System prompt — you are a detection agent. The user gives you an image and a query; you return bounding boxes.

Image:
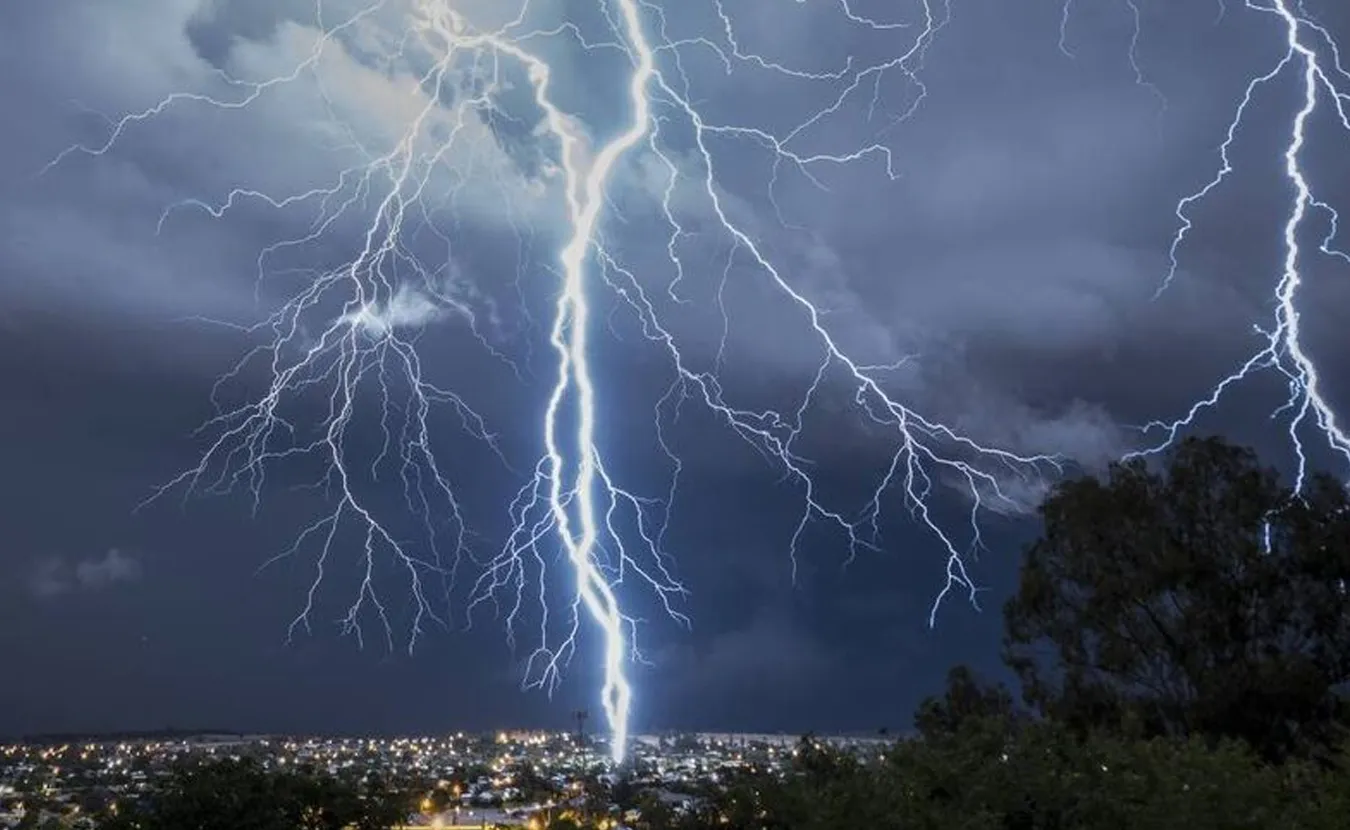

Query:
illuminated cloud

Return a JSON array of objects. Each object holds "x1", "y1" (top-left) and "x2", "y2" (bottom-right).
[
  {"x1": 29, "y1": 549, "x2": 143, "y2": 600},
  {"x1": 342, "y1": 285, "x2": 452, "y2": 335}
]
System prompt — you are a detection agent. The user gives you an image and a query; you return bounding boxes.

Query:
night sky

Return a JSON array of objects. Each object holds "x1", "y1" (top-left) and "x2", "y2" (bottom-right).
[{"x1": 2, "y1": 0, "x2": 1348, "y2": 740}]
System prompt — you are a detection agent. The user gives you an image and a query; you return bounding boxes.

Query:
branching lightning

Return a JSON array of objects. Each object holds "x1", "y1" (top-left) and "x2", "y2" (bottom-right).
[
  {"x1": 42, "y1": 0, "x2": 1350, "y2": 765},
  {"x1": 1125, "y1": 0, "x2": 1350, "y2": 489}
]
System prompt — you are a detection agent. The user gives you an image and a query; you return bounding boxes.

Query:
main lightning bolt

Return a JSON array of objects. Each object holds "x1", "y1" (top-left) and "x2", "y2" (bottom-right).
[
  {"x1": 465, "y1": 0, "x2": 1060, "y2": 762},
  {"x1": 40, "y1": 0, "x2": 1349, "y2": 766},
  {"x1": 470, "y1": 0, "x2": 659, "y2": 762}
]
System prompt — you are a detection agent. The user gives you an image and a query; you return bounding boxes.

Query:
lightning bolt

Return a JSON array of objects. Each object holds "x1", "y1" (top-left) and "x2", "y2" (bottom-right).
[
  {"x1": 464, "y1": 0, "x2": 1060, "y2": 762},
  {"x1": 1129, "y1": 0, "x2": 1350, "y2": 489},
  {"x1": 40, "y1": 0, "x2": 1347, "y2": 766}
]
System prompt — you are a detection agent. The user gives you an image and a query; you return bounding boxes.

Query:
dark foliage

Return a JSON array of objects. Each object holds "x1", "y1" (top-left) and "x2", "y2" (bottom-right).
[
  {"x1": 1003, "y1": 437, "x2": 1350, "y2": 761},
  {"x1": 702, "y1": 719, "x2": 1350, "y2": 830},
  {"x1": 96, "y1": 757, "x2": 409, "y2": 830},
  {"x1": 913, "y1": 665, "x2": 1018, "y2": 740}
]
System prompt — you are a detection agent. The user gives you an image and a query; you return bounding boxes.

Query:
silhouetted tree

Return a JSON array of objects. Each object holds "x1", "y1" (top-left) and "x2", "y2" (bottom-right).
[
  {"x1": 609, "y1": 774, "x2": 642, "y2": 814},
  {"x1": 1003, "y1": 436, "x2": 1350, "y2": 761},
  {"x1": 913, "y1": 664, "x2": 1018, "y2": 739},
  {"x1": 97, "y1": 757, "x2": 408, "y2": 830},
  {"x1": 509, "y1": 763, "x2": 558, "y2": 803},
  {"x1": 699, "y1": 724, "x2": 1350, "y2": 830},
  {"x1": 630, "y1": 792, "x2": 677, "y2": 830}
]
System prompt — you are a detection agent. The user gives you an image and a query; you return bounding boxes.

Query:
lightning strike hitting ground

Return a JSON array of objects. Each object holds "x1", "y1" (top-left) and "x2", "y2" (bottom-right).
[{"x1": 42, "y1": 0, "x2": 1350, "y2": 764}]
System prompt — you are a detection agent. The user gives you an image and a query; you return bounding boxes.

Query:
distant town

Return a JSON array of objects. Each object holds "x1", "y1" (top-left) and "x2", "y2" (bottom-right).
[{"x1": 0, "y1": 730, "x2": 888, "y2": 829}]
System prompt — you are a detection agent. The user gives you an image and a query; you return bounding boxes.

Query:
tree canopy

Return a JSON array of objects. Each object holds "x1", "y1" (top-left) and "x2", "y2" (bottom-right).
[
  {"x1": 96, "y1": 757, "x2": 408, "y2": 830},
  {"x1": 912, "y1": 665, "x2": 1017, "y2": 741},
  {"x1": 704, "y1": 720, "x2": 1349, "y2": 830},
  {"x1": 1002, "y1": 436, "x2": 1350, "y2": 761}
]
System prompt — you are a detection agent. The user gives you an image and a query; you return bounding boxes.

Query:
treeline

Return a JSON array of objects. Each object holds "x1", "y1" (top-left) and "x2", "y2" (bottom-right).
[
  {"x1": 695, "y1": 722, "x2": 1349, "y2": 829},
  {"x1": 89, "y1": 759, "x2": 407, "y2": 830}
]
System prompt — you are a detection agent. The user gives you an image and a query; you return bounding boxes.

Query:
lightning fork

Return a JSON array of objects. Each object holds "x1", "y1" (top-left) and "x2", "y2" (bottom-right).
[{"x1": 1133, "y1": 0, "x2": 1350, "y2": 488}]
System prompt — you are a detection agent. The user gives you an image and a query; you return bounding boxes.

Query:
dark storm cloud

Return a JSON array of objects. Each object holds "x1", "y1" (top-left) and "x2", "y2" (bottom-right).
[
  {"x1": 650, "y1": 611, "x2": 832, "y2": 727},
  {"x1": 185, "y1": 0, "x2": 301, "y2": 67},
  {"x1": 624, "y1": 0, "x2": 1350, "y2": 482},
  {"x1": 1, "y1": 0, "x2": 1348, "y2": 739}
]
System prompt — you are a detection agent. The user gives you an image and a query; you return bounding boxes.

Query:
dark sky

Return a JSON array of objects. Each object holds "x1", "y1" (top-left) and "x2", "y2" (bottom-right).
[{"x1": 2, "y1": 0, "x2": 1348, "y2": 740}]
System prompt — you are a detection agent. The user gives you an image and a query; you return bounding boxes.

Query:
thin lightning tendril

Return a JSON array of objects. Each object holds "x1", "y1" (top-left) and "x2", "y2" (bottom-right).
[{"x1": 41, "y1": 0, "x2": 1350, "y2": 764}]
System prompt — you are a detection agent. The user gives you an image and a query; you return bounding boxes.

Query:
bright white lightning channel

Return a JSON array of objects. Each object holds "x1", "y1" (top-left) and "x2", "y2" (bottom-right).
[
  {"x1": 1128, "y1": 0, "x2": 1350, "y2": 485},
  {"x1": 41, "y1": 0, "x2": 1349, "y2": 766}
]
